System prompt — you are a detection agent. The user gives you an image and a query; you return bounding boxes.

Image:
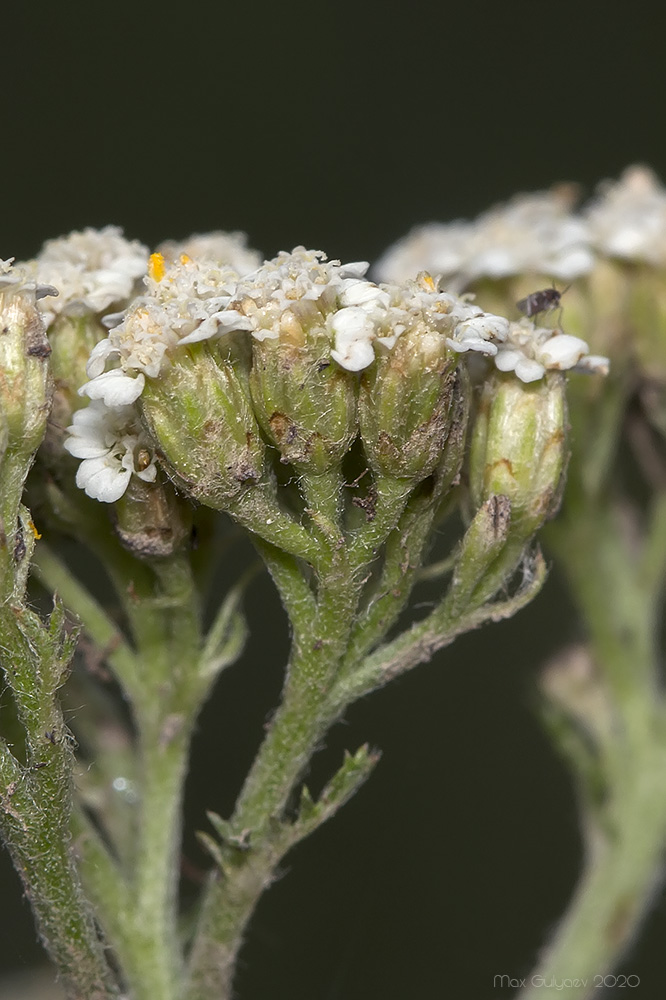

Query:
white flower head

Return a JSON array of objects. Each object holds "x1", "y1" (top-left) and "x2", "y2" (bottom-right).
[
  {"x1": 157, "y1": 231, "x2": 262, "y2": 276},
  {"x1": 28, "y1": 226, "x2": 149, "y2": 327},
  {"x1": 79, "y1": 252, "x2": 249, "y2": 405},
  {"x1": 585, "y1": 165, "x2": 666, "y2": 265},
  {"x1": 375, "y1": 186, "x2": 594, "y2": 289},
  {"x1": 64, "y1": 400, "x2": 157, "y2": 503},
  {"x1": 330, "y1": 272, "x2": 507, "y2": 370},
  {"x1": 229, "y1": 247, "x2": 372, "y2": 344},
  {"x1": 493, "y1": 321, "x2": 609, "y2": 383}
]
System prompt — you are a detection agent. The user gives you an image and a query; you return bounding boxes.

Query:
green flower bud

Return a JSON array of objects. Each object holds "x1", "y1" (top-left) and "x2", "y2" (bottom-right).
[
  {"x1": 41, "y1": 313, "x2": 107, "y2": 468},
  {"x1": 249, "y1": 319, "x2": 357, "y2": 473},
  {"x1": 0, "y1": 273, "x2": 53, "y2": 457},
  {"x1": 469, "y1": 372, "x2": 568, "y2": 539},
  {"x1": 140, "y1": 343, "x2": 266, "y2": 510},
  {"x1": 112, "y1": 473, "x2": 192, "y2": 559},
  {"x1": 358, "y1": 325, "x2": 460, "y2": 482}
]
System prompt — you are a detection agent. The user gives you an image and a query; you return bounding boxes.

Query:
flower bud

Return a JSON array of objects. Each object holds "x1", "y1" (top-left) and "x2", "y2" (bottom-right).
[
  {"x1": 0, "y1": 263, "x2": 53, "y2": 457},
  {"x1": 140, "y1": 343, "x2": 266, "y2": 509},
  {"x1": 358, "y1": 323, "x2": 460, "y2": 482},
  {"x1": 41, "y1": 313, "x2": 107, "y2": 468},
  {"x1": 249, "y1": 326, "x2": 357, "y2": 473},
  {"x1": 112, "y1": 474, "x2": 192, "y2": 559},
  {"x1": 469, "y1": 371, "x2": 568, "y2": 539}
]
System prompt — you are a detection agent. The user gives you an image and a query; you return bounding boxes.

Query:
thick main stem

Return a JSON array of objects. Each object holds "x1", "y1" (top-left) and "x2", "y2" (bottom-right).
[
  {"x1": 522, "y1": 502, "x2": 666, "y2": 999},
  {"x1": 520, "y1": 748, "x2": 666, "y2": 1000},
  {"x1": 116, "y1": 556, "x2": 202, "y2": 1000},
  {"x1": 123, "y1": 717, "x2": 192, "y2": 1000}
]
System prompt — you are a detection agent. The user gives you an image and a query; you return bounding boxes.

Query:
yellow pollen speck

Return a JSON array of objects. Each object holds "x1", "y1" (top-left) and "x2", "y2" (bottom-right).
[
  {"x1": 179, "y1": 254, "x2": 192, "y2": 265},
  {"x1": 149, "y1": 252, "x2": 166, "y2": 282},
  {"x1": 28, "y1": 520, "x2": 42, "y2": 540},
  {"x1": 420, "y1": 272, "x2": 436, "y2": 291}
]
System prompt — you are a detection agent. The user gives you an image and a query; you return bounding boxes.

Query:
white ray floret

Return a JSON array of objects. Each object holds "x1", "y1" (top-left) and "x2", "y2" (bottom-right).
[{"x1": 64, "y1": 400, "x2": 157, "y2": 503}]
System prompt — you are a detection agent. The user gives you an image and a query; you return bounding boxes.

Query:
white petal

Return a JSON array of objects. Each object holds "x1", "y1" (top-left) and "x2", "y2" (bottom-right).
[
  {"x1": 178, "y1": 310, "x2": 252, "y2": 345},
  {"x1": 136, "y1": 463, "x2": 158, "y2": 483},
  {"x1": 337, "y1": 261, "x2": 370, "y2": 278},
  {"x1": 538, "y1": 334, "x2": 589, "y2": 369},
  {"x1": 86, "y1": 338, "x2": 117, "y2": 378},
  {"x1": 494, "y1": 349, "x2": 523, "y2": 372},
  {"x1": 80, "y1": 370, "x2": 146, "y2": 405},
  {"x1": 573, "y1": 354, "x2": 610, "y2": 375},
  {"x1": 515, "y1": 358, "x2": 546, "y2": 382},
  {"x1": 76, "y1": 456, "x2": 132, "y2": 503},
  {"x1": 331, "y1": 340, "x2": 375, "y2": 371},
  {"x1": 331, "y1": 306, "x2": 376, "y2": 343},
  {"x1": 64, "y1": 435, "x2": 110, "y2": 459},
  {"x1": 446, "y1": 336, "x2": 498, "y2": 356},
  {"x1": 456, "y1": 314, "x2": 510, "y2": 343},
  {"x1": 339, "y1": 280, "x2": 390, "y2": 308}
]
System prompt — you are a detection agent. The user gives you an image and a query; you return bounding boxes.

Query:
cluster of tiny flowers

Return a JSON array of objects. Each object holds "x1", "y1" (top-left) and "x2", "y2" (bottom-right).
[
  {"x1": 375, "y1": 165, "x2": 666, "y2": 287},
  {"x1": 374, "y1": 186, "x2": 593, "y2": 290},
  {"x1": 584, "y1": 166, "x2": 666, "y2": 264},
  {"x1": 25, "y1": 226, "x2": 149, "y2": 327},
  {"x1": 157, "y1": 231, "x2": 262, "y2": 275},
  {"x1": 494, "y1": 323, "x2": 608, "y2": 382},
  {"x1": 80, "y1": 252, "x2": 248, "y2": 407},
  {"x1": 61, "y1": 244, "x2": 610, "y2": 503},
  {"x1": 61, "y1": 240, "x2": 264, "y2": 502}
]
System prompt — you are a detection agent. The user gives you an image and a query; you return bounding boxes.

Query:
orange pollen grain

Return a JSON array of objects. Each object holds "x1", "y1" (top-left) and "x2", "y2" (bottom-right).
[
  {"x1": 179, "y1": 254, "x2": 192, "y2": 265},
  {"x1": 149, "y1": 252, "x2": 166, "y2": 282},
  {"x1": 422, "y1": 273, "x2": 436, "y2": 291},
  {"x1": 28, "y1": 520, "x2": 42, "y2": 540}
]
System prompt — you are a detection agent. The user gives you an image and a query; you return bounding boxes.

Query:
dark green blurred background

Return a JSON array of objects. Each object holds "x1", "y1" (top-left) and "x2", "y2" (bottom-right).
[{"x1": 2, "y1": 2, "x2": 666, "y2": 997}]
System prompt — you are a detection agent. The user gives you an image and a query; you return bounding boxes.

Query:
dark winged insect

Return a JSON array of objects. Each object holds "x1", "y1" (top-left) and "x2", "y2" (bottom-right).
[{"x1": 516, "y1": 284, "x2": 570, "y2": 320}]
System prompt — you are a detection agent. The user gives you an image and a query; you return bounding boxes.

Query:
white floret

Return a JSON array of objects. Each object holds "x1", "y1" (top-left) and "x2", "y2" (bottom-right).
[{"x1": 64, "y1": 401, "x2": 157, "y2": 503}]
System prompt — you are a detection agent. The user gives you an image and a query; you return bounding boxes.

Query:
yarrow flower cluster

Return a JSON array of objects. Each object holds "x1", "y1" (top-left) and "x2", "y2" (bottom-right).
[
  {"x1": 26, "y1": 226, "x2": 149, "y2": 327},
  {"x1": 374, "y1": 186, "x2": 593, "y2": 290},
  {"x1": 57, "y1": 241, "x2": 607, "y2": 504},
  {"x1": 375, "y1": 165, "x2": 666, "y2": 288},
  {"x1": 584, "y1": 166, "x2": 666, "y2": 265},
  {"x1": 80, "y1": 252, "x2": 248, "y2": 407},
  {"x1": 157, "y1": 231, "x2": 262, "y2": 275}
]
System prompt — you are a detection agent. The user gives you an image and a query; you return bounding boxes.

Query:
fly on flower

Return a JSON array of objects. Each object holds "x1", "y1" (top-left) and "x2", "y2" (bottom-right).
[{"x1": 516, "y1": 284, "x2": 570, "y2": 320}]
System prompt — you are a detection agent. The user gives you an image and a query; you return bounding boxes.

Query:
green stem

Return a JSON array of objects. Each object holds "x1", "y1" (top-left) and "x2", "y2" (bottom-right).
[
  {"x1": 124, "y1": 718, "x2": 192, "y2": 1000},
  {"x1": 31, "y1": 543, "x2": 140, "y2": 701},
  {"x1": 227, "y1": 483, "x2": 320, "y2": 565},
  {"x1": 341, "y1": 484, "x2": 439, "y2": 668},
  {"x1": 348, "y1": 474, "x2": 414, "y2": 564},
  {"x1": 524, "y1": 497, "x2": 666, "y2": 998},
  {"x1": 186, "y1": 536, "x2": 359, "y2": 997},
  {"x1": 519, "y1": 722, "x2": 666, "y2": 1000},
  {"x1": 0, "y1": 760, "x2": 121, "y2": 1000},
  {"x1": 118, "y1": 556, "x2": 201, "y2": 1000}
]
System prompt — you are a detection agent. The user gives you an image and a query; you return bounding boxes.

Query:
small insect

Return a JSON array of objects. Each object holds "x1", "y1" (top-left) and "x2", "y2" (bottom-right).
[{"x1": 516, "y1": 284, "x2": 570, "y2": 320}]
